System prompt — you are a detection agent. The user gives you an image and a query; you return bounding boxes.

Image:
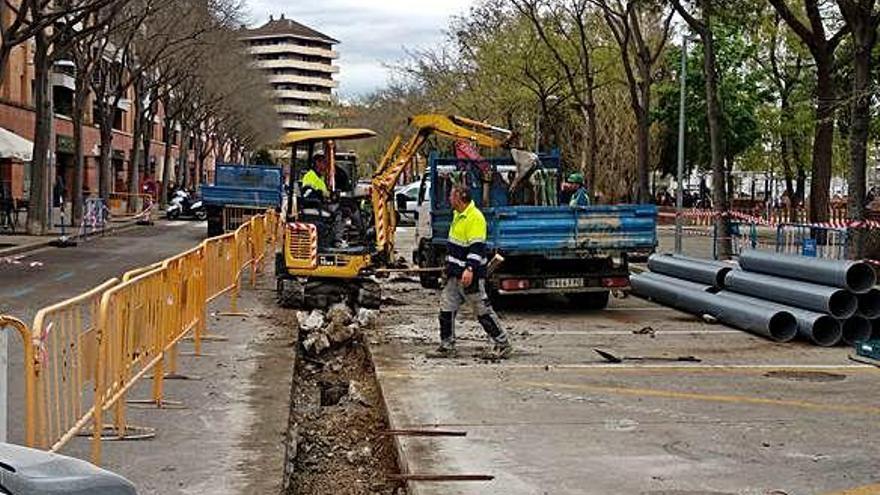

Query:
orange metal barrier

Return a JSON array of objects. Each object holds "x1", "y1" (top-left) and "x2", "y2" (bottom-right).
[
  {"x1": 0, "y1": 316, "x2": 36, "y2": 447},
  {"x1": 29, "y1": 279, "x2": 119, "y2": 453},
  {"x1": 1, "y1": 210, "x2": 279, "y2": 465}
]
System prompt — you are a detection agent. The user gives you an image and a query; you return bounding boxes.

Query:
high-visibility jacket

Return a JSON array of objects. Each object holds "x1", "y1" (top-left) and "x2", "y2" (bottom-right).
[
  {"x1": 302, "y1": 170, "x2": 328, "y2": 195},
  {"x1": 446, "y1": 200, "x2": 488, "y2": 279}
]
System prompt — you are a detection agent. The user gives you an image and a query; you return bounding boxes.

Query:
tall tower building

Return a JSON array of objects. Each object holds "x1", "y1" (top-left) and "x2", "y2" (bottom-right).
[{"x1": 240, "y1": 14, "x2": 339, "y2": 132}]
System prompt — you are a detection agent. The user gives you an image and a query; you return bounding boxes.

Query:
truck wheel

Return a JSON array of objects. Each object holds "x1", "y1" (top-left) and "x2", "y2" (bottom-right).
[
  {"x1": 569, "y1": 291, "x2": 610, "y2": 310},
  {"x1": 195, "y1": 209, "x2": 207, "y2": 221}
]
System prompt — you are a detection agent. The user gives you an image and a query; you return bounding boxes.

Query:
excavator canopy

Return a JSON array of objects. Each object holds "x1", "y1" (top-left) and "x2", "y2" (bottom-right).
[{"x1": 279, "y1": 128, "x2": 377, "y2": 145}]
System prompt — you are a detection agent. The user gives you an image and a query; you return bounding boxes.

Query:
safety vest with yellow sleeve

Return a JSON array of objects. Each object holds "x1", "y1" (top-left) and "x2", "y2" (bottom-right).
[
  {"x1": 302, "y1": 170, "x2": 328, "y2": 195},
  {"x1": 446, "y1": 201, "x2": 488, "y2": 279}
]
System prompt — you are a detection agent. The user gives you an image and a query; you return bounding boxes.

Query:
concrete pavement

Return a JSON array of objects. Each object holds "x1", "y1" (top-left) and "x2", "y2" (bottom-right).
[{"x1": 371, "y1": 231, "x2": 880, "y2": 495}]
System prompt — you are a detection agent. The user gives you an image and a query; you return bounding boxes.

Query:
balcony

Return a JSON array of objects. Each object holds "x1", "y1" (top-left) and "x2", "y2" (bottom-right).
[
  {"x1": 246, "y1": 43, "x2": 338, "y2": 59},
  {"x1": 280, "y1": 120, "x2": 323, "y2": 130},
  {"x1": 252, "y1": 59, "x2": 339, "y2": 73},
  {"x1": 273, "y1": 90, "x2": 332, "y2": 102},
  {"x1": 275, "y1": 104, "x2": 320, "y2": 114},
  {"x1": 266, "y1": 74, "x2": 338, "y2": 88}
]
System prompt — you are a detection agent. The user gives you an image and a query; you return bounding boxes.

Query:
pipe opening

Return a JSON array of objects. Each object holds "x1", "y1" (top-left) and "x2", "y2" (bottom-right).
[
  {"x1": 829, "y1": 291, "x2": 858, "y2": 319},
  {"x1": 768, "y1": 312, "x2": 798, "y2": 342},
  {"x1": 857, "y1": 289, "x2": 880, "y2": 319},
  {"x1": 846, "y1": 263, "x2": 877, "y2": 293},
  {"x1": 841, "y1": 316, "x2": 872, "y2": 346},
  {"x1": 714, "y1": 267, "x2": 732, "y2": 288},
  {"x1": 810, "y1": 316, "x2": 843, "y2": 347}
]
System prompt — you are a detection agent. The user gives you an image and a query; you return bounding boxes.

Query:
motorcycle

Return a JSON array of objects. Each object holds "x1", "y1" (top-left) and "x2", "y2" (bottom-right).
[{"x1": 166, "y1": 189, "x2": 207, "y2": 221}]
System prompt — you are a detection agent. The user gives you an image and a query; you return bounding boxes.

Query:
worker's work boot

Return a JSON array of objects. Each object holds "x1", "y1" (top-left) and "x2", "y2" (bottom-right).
[
  {"x1": 494, "y1": 342, "x2": 513, "y2": 360},
  {"x1": 426, "y1": 344, "x2": 458, "y2": 359}
]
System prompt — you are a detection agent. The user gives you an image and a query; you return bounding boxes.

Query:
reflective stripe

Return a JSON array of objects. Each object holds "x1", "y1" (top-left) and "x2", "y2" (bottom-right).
[
  {"x1": 467, "y1": 253, "x2": 487, "y2": 263},
  {"x1": 446, "y1": 256, "x2": 466, "y2": 267}
]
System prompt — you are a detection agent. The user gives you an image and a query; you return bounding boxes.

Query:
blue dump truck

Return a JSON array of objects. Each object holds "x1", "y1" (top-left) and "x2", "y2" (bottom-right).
[
  {"x1": 413, "y1": 151, "x2": 657, "y2": 309},
  {"x1": 202, "y1": 164, "x2": 283, "y2": 236}
]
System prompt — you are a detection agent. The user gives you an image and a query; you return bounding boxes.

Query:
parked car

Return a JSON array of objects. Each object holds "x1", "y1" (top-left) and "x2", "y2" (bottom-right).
[
  {"x1": 0, "y1": 442, "x2": 137, "y2": 494},
  {"x1": 395, "y1": 179, "x2": 430, "y2": 225}
]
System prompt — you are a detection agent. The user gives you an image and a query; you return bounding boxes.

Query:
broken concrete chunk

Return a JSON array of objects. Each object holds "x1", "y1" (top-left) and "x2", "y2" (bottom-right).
[
  {"x1": 356, "y1": 308, "x2": 378, "y2": 329},
  {"x1": 301, "y1": 310, "x2": 326, "y2": 333},
  {"x1": 345, "y1": 380, "x2": 372, "y2": 407},
  {"x1": 327, "y1": 303, "x2": 353, "y2": 326},
  {"x1": 302, "y1": 333, "x2": 330, "y2": 355},
  {"x1": 326, "y1": 323, "x2": 359, "y2": 346}
]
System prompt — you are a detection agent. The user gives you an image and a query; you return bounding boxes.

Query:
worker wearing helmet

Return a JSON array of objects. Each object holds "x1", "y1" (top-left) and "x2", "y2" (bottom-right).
[
  {"x1": 430, "y1": 184, "x2": 512, "y2": 359},
  {"x1": 566, "y1": 172, "x2": 591, "y2": 208}
]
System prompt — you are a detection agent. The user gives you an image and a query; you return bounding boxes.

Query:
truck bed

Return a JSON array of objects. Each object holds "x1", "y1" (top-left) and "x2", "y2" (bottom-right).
[
  {"x1": 201, "y1": 186, "x2": 281, "y2": 208},
  {"x1": 431, "y1": 204, "x2": 657, "y2": 256}
]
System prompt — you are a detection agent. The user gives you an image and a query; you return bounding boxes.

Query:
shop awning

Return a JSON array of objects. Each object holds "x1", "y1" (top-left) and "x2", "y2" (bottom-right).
[{"x1": 0, "y1": 127, "x2": 33, "y2": 161}]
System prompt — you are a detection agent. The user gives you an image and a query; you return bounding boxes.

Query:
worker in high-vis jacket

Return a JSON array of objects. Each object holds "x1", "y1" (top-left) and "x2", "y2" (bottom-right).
[
  {"x1": 301, "y1": 159, "x2": 329, "y2": 200},
  {"x1": 429, "y1": 185, "x2": 512, "y2": 359}
]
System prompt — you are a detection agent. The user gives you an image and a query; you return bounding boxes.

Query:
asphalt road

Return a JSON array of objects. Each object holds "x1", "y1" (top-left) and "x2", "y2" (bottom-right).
[{"x1": 0, "y1": 220, "x2": 208, "y2": 445}]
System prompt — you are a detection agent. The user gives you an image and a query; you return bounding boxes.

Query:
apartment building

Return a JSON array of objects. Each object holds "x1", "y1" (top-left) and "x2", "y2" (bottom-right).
[
  {"x1": 240, "y1": 14, "x2": 339, "y2": 132},
  {"x1": 0, "y1": 20, "x2": 197, "y2": 204}
]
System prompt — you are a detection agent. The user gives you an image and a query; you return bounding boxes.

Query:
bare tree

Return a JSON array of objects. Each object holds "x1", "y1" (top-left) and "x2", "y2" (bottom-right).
[
  {"x1": 590, "y1": 0, "x2": 673, "y2": 203},
  {"x1": 768, "y1": 0, "x2": 849, "y2": 224},
  {"x1": 515, "y1": 0, "x2": 603, "y2": 195}
]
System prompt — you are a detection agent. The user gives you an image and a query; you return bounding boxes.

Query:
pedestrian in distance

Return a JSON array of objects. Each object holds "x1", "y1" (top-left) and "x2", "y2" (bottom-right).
[
  {"x1": 565, "y1": 172, "x2": 590, "y2": 207},
  {"x1": 429, "y1": 185, "x2": 513, "y2": 359}
]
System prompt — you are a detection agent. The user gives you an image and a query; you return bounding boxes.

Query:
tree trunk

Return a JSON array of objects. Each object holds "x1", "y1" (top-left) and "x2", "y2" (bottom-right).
[
  {"x1": 161, "y1": 116, "x2": 174, "y2": 207},
  {"x1": 98, "y1": 110, "x2": 114, "y2": 201},
  {"x1": 584, "y1": 85, "x2": 598, "y2": 200},
  {"x1": 700, "y1": 0, "x2": 730, "y2": 259},
  {"x1": 635, "y1": 97, "x2": 651, "y2": 203},
  {"x1": 779, "y1": 94, "x2": 795, "y2": 199},
  {"x1": 810, "y1": 61, "x2": 835, "y2": 224},
  {"x1": 72, "y1": 74, "x2": 89, "y2": 224},
  {"x1": 128, "y1": 83, "x2": 144, "y2": 213},
  {"x1": 845, "y1": 12, "x2": 877, "y2": 259},
  {"x1": 26, "y1": 32, "x2": 53, "y2": 235},
  {"x1": 178, "y1": 129, "x2": 190, "y2": 190}
]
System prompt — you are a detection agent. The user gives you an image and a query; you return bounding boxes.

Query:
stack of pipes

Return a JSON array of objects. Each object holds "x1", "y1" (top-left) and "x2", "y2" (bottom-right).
[{"x1": 632, "y1": 251, "x2": 879, "y2": 347}]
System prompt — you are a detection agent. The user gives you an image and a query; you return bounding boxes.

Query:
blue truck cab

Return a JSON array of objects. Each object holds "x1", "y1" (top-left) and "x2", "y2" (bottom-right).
[
  {"x1": 413, "y1": 151, "x2": 657, "y2": 308},
  {"x1": 202, "y1": 164, "x2": 283, "y2": 236}
]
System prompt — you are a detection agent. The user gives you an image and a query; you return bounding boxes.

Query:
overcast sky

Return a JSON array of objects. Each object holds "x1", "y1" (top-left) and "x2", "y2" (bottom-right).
[{"x1": 245, "y1": 1, "x2": 473, "y2": 99}]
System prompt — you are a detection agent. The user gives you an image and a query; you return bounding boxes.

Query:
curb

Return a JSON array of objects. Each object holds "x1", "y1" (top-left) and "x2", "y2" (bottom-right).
[{"x1": 0, "y1": 220, "x2": 145, "y2": 258}]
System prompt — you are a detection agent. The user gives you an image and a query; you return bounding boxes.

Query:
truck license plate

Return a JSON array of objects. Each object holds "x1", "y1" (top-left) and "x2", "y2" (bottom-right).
[{"x1": 545, "y1": 278, "x2": 584, "y2": 289}]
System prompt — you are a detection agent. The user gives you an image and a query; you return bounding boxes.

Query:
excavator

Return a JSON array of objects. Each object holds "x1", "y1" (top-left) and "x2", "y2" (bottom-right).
[{"x1": 275, "y1": 114, "x2": 514, "y2": 309}]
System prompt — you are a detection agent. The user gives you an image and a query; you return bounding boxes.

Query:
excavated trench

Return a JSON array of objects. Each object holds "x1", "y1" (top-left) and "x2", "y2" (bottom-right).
[{"x1": 281, "y1": 311, "x2": 405, "y2": 495}]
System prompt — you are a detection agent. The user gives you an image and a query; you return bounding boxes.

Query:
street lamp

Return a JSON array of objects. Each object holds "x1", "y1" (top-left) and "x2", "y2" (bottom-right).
[{"x1": 675, "y1": 35, "x2": 694, "y2": 254}]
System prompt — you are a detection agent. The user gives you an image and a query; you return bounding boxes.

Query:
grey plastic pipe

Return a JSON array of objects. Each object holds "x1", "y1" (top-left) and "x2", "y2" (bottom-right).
[
  {"x1": 647, "y1": 254, "x2": 733, "y2": 287},
  {"x1": 840, "y1": 316, "x2": 872, "y2": 345},
  {"x1": 724, "y1": 270, "x2": 858, "y2": 319},
  {"x1": 739, "y1": 250, "x2": 876, "y2": 293},
  {"x1": 857, "y1": 288, "x2": 880, "y2": 319},
  {"x1": 632, "y1": 273, "x2": 798, "y2": 342},
  {"x1": 718, "y1": 291, "x2": 842, "y2": 347}
]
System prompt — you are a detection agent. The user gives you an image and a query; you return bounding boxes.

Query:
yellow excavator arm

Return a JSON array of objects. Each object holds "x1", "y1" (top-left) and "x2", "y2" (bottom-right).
[{"x1": 370, "y1": 114, "x2": 513, "y2": 262}]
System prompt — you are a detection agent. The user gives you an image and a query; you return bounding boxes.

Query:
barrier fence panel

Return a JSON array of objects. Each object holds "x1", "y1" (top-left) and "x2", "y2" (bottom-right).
[
  {"x1": 0, "y1": 316, "x2": 36, "y2": 447},
  {"x1": 161, "y1": 246, "x2": 206, "y2": 357},
  {"x1": 203, "y1": 233, "x2": 238, "y2": 307},
  {"x1": 29, "y1": 279, "x2": 119, "y2": 453},
  {"x1": 93, "y1": 268, "x2": 169, "y2": 463},
  {"x1": 776, "y1": 223, "x2": 848, "y2": 260},
  {"x1": 0, "y1": 209, "x2": 280, "y2": 465}
]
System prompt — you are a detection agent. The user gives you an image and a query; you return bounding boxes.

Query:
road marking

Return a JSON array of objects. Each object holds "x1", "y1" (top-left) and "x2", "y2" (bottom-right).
[
  {"x1": 514, "y1": 380, "x2": 880, "y2": 416},
  {"x1": 379, "y1": 363, "x2": 877, "y2": 376},
  {"x1": 54, "y1": 271, "x2": 74, "y2": 281},
  {"x1": 164, "y1": 221, "x2": 188, "y2": 227}
]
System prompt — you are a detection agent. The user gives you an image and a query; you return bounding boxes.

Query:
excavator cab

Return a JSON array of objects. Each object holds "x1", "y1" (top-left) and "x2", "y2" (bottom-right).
[{"x1": 276, "y1": 128, "x2": 381, "y2": 309}]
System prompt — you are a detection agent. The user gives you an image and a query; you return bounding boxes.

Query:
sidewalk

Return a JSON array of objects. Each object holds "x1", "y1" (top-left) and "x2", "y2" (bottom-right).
[
  {"x1": 60, "y1": 275, "x2": 296, "y2": 494},
  {"x1": 370, "y1": 278, "x2": 880, "y2": 495}
]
